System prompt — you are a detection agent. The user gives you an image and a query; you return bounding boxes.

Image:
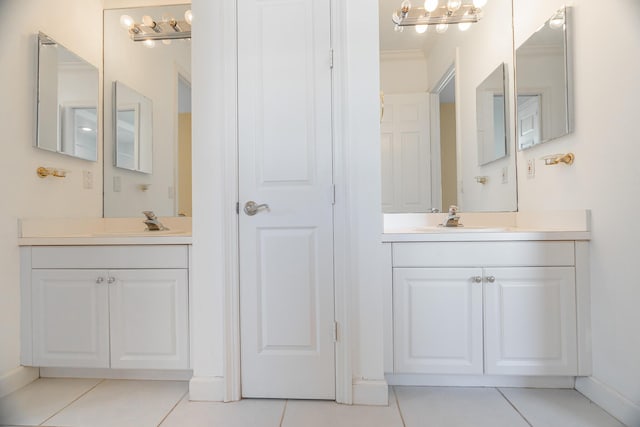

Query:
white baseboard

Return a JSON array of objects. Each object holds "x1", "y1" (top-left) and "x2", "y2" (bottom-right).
[
  {"x1": 40, "y1": 367, "x2": 192, "y2": 381},
  {"x1": 189, "y1": 376, "x2": 226, "y2": 402},
  {"x1": 576, "y1": 377, "x2": 640, "y2": 427},
  {"x1": 386, "y1": 374, "x2": 575, "y2": 388},
  {"x1": 0, "y1": 366, "x2": 39, "y2": 398},
  {"x1": 352, "y1": 379, "x2": 389, "y2": 406}
]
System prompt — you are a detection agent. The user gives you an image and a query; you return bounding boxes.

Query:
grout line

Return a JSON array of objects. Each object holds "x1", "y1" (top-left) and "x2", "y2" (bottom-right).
[
  {"x1": 157, "y1": 389, "x2": 189, "y2": 426},
  {"x1": 38, "y1": 378, "x2": 106, "y2": 426},
  {"x1": 278, "y1": 400, "x2": 289, "y2": 427},
  {"x1": 496, "y1": 388, "x2": 533, "y2": 427},
  {"x1": 392, "y1": 387, "x2": 408, "y2": 427}
]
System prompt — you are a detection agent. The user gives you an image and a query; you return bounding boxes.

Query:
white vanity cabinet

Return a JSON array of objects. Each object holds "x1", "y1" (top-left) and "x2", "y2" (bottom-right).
[
  {"x1": 22, "y1": 245, "x2": 189, "y2": 371},
  {"x1": 390, "y1": 241, "x2": 585, "y2": 378}
]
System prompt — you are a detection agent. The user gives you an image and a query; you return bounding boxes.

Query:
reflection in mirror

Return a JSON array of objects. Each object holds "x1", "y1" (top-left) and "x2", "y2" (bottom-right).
[
  {"x1": 104, "y1": 5, "x2": 191, "y2": 217},
  {"x1": 114, "y1": 81, "x2": 153, "y2": 174},
  {"x1": 516, "y1": 7, "x2": 572, "y2": 150},
  {"x1": 476, "y1": 63, "x2": 508, "y2": 166},
  {"x1": 36, "y1": 32, "x2": 98, "y2": 161},
  {"x1": 379, "y1": 0, "x2": 517, "y2": 213}
]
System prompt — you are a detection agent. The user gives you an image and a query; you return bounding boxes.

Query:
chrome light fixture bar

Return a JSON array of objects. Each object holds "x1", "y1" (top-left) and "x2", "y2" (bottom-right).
[
  {"x1": 120, "y1": 10, "x2": 192, "y2": 43},
  {"x1": 392, "y1": 0, "x2": 486, "y2": 31}
]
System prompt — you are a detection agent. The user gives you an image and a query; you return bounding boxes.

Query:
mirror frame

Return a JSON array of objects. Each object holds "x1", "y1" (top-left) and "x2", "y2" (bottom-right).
[
  {"x1": 515, "y1": 6, "x2": 573, "y2": 151},
  {"x1": 36, "y1": 32, "x2": 99, "y2": 162}
]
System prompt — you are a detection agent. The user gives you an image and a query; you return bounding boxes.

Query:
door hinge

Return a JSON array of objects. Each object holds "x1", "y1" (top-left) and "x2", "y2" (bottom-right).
[
  {"x1": 329, "y1": 49, "x2": 334, "y2": 69},
  {"x1": 333, "y1": 321, "x2": 339, "y2": 342},
  {"x1": 236, "y1": 202, "x2": 240, "y2": 215}
]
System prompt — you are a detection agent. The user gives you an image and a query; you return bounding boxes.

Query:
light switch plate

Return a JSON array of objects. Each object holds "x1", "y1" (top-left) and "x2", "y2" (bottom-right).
[
  {"x1": 527, "y1": 159, "x2": 535, "y2": 179},
  {"x1": 113, "y1": 176, "x2": 122, "y2": 192},
  {"x1": 82, "y1": 170, "x2": 93, "y2": 189}
]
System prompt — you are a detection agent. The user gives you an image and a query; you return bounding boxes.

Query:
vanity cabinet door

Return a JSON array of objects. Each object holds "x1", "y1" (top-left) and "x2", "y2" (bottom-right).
[
  {"x1": 31, "y1": 269, "x2": 110, "y2": 368},
  {"x1": 484, "y1": 267, "x2": 577, "y2": 375},
  {"x1": 109, "y1": 269, "x2": 189, "y2": 370},
  {"x1": 393, "y1": 268, "x2": 484, "y2": 374}
]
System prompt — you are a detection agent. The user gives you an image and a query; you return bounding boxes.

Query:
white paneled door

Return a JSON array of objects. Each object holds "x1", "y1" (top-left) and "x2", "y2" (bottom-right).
[
  {"x1": 238, "y1": 0, "x2": 335, "y2": 399},
  {"x1": 381, "y1": 93, "x2": 431, "y2": 213}
]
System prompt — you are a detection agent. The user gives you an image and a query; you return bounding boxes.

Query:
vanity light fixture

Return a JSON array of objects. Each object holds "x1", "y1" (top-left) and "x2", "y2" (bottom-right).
[
  {"x1": 392, "y1": 0, "x2": 487, "y2": 34},
  {"x1": 119, "y1": 10, "x2": 192, "y2": 44}
]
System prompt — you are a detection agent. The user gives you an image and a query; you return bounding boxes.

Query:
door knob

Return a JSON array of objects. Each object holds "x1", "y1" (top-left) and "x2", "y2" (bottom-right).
[
  {"x1": 472, "y1": 276, "x2": 483, "y2": 283},
  {"x1": 485, "y1": 276, "x2": 496, "y2": 283},
  {"x1": 244, "y1": 201, "x2": 270, "y2": 216},
  {"x1": 107, "y1": 276, "x2": 116, "y2": 284}
]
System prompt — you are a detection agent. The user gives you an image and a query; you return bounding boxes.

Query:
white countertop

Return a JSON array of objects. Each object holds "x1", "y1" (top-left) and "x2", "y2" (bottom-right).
[
  {"x1": 382, "y1": 228, "x2": 590, "y2": 242},
  {"x1": 382, "y1": 210, "x2": 591, "y2": 242},
  {"x1": 18, "y1": 217, "x2": 192, "y2": 246}
]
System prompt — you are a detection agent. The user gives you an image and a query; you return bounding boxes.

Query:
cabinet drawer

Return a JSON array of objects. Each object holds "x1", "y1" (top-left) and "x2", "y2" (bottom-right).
[
  {"x1": 392, "y1": 241, "x2": 574, "y2": 267},
  {"x1": 31, "y1": 245, "x2": 189, "y2": 269}
]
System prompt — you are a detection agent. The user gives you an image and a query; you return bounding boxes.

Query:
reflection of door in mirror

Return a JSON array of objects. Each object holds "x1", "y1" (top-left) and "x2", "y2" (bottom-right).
[
  {"x1": 437, "y1": 74, "x2": 458, "y2": 212},
  {"x1": 177, "y1": 76, "x2": 192, "y2": 217},
  {"x1": 517, "y1": 95, "x2": 541, "y2": 149},
  {"x1": 104, "y1": 5, "x2": 191, "y2": 218}
]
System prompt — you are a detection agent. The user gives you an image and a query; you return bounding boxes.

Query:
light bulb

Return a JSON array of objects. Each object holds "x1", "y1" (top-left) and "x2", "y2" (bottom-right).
[
  {"x1": 473, "y1": 0, "x2": 487, "y2": 8},
  {"x1": 119, "y1": 15, "x2": 134, "y2": 29},
  {"x1": 458, "y1": 21, "x2": 471, "y2": 31},
  {"x1": 436, "y1": 23, "x2": 448, "y2": 33},
  {"x1": 142, "y1": 15, "x2": 156, "y2": 28},
  {"x1": 415, "y1": 24, "x2": 428, "y2": 34},
  {"x1": 447, "y1": 0, "x2": 462, "y2": 12},
  {"x1": 184, "y1": 9, "x2": 193, "y2": 25},
  {"x1": 549, "y1": 11, "x2": 564, "y2": 29},
  {"x1": 400, "y1": 0, "x2": 412, "y2": 14},
  {"x1": 394, "y1": 24, "x2": 405, "y2": 32},
  {"x1": 162, "y1": 39, "x2": 172, "y2": 45},
  {"x1": 424, "y1": 0, "x2": 439, "y2": 12},
  {"x1": 143, "y1": 39, "x2": 156, "y2": 48}
]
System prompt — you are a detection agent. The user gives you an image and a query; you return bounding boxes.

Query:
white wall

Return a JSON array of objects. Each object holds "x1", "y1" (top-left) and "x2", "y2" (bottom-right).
[
  {"x1": 379, "y1": 50, "x2": 428, "y2": 94},
  {"x1": 514, "y1": 0, "x2": 640, "y2": 424},
  {"x1": 0, "y1": 0, "x2": 103, "y2": 382}
]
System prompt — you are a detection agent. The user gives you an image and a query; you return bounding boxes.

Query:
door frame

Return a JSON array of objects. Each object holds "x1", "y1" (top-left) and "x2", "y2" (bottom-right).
[{"x1": 202, "y1": 0, "x2": 353, "y2": 404}]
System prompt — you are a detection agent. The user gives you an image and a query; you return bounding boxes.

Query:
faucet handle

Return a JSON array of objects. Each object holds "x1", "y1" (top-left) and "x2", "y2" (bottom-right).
[{"x1": 142, "y1": 210, "x2": 157, "y2": 220}]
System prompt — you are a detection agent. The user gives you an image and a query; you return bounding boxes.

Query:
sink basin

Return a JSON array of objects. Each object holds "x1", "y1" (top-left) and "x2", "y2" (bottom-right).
[
  {"x1": 414, "y1": 226, "x2": 508, "y2": 233},
  {"x1": 90, "y1": 229, "x2": 189, "y2": 237}
]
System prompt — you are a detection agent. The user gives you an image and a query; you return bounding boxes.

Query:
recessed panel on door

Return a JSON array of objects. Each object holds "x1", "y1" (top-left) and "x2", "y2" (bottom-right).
[{"x1": 257, "y1": 227, "x2": 319, "y2": 353}]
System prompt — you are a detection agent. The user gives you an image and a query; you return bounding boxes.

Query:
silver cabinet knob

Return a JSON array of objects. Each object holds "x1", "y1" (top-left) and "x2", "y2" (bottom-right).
[
  {"x1": 485, "y1": 276, "x2": 496, "y2": 283},
  {"x1": 472, "y1": 276, "x2": 483, "y2": 283},
  {"x1": 244, "y1": 201, "x2": 270, "y2": 216},
  {"x1": 96, "y1": 277, "x2": 104, "y2": 284},
  {"x1": 107, "y1": 277, "x2": 116, "y2": 284}
]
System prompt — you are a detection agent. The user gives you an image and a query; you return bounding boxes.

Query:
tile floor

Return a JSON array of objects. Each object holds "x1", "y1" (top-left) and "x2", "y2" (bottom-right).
[{"x1": 0, "y1": 378, "x2": 627, "y2": 427}]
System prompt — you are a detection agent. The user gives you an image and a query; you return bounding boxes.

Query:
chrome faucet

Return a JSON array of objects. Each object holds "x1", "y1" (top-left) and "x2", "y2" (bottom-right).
[
  {"x1": 142, "y1": 211, "x2": 168, "y2": 231},
  {"x1": 442, "y1": 205, "x2": 461, "y2": 227}
]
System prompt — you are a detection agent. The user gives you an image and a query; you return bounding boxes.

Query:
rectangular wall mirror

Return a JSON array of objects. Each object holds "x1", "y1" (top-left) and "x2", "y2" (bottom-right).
[
  {"x1": 114, "y1": 81, "x2": 153, "y2": 174},
  {"x1": 379, "y1": 0, "x2": 517, "y2": 213},
  {"x1": 476, "y1": 63, "x2": 508, "y2": 166},
  {"x1": 515, "y1": 6, "x2": 572, "y2": 150},
  {"x1": 104, "y1": 5, "x2": 192, "y2": 217},
  {"x1": 36, "y1": 32, "x2": 99, "y2": 162}
]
